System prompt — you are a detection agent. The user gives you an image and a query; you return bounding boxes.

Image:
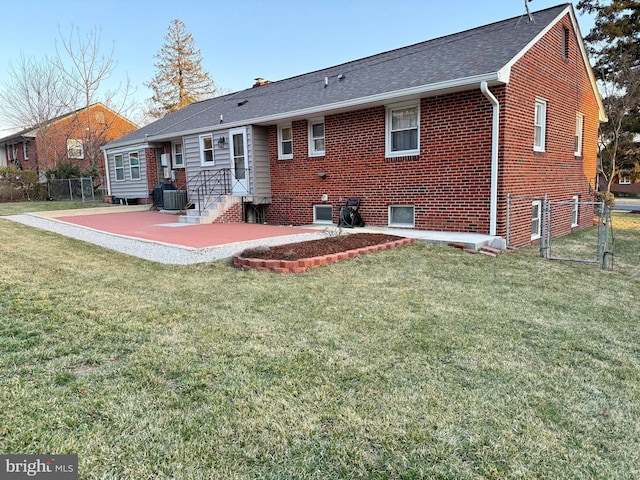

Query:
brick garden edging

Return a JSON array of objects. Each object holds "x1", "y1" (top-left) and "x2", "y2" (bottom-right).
[{"x1": 233, "y1": 237, "x2": 416, "y2": 273}]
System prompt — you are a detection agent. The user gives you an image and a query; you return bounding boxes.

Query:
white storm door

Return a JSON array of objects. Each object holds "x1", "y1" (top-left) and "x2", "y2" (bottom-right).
[{"x1": 229, "y1": 128, "x2": 249, "y2": 195}]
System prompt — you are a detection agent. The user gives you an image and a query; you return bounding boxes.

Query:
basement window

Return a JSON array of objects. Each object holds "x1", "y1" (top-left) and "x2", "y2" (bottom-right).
[
  {"x1": 571, "y1": 195, "x2": 579, "y2": 228},
  {"x1": 313, "y1": 205, "x2": 333, "y2": 224},
  {"x1": 531, "y1": 200, "x2": 542, "y2": 240},
  {"x1": 389, "y1": 205, "x2": 415, "y2": 228}
]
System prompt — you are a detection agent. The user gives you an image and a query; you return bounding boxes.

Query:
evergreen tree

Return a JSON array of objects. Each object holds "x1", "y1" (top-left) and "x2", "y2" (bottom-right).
[{"x1": 145, "y1": 19, "x2": 216, "y2": 118}]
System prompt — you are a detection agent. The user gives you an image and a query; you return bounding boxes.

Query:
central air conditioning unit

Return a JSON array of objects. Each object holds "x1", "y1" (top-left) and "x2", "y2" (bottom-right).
[
  {"x1": 163, "y1": 189, "x2": 187, "y2": 210},
  {"x1": 160, "y1": 153, "x2": 170, "y2": 167}
]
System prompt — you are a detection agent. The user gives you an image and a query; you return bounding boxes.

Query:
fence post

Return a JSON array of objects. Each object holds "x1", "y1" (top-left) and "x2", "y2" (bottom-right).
[
  {"x1": 69, "y1": 179, "x2": 73, "y2": 201},
  {"x1": 506, "y1": 194, "x2": 511, "y2": 248}
]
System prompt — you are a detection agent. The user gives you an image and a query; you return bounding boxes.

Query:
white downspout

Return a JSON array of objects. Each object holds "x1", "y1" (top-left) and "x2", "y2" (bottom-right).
[
  {"x1": 481, "y1": 81, "x2": 499, "y2": 236},
  {"x1": 102, "y1": 150, "x2": 112, "y2": 197}
]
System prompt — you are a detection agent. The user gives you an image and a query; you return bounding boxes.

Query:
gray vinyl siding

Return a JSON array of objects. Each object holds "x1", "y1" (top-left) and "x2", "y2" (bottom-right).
[
  {"x1": 182, "y1": 126, "x2": 271, "y2": 202},
  {"x1": 184, "y1": 131, "x2": 230, "y2": 200},
  {"x1": 249, "y1": 126, "x2": 271, "y2": 201},
  {"x1": 109, "y1": 148, "x2": 149, "y2": 198}
]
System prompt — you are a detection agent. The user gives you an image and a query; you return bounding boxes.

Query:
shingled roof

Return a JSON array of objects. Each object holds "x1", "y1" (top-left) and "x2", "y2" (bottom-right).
[{"x1": 106, "y1": 3, "x2": 585, "y2": 149}]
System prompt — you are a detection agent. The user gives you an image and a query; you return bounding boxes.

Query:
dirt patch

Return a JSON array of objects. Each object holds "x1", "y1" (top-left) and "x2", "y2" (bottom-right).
[{"x1": 240, "y1": 233, "x2": 406, "y2": 261}]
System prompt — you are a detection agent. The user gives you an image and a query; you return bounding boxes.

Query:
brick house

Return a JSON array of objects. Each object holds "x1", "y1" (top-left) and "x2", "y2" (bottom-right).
[
  {"x1": 597, "y1": 134, "x2": 640, "y2": 197},
  {"x1": 0, "y1": 103, "x2": 137, "y2": 179},
  {"x1": 103, "y1": 3, "x2": 605, "y2": 247}
]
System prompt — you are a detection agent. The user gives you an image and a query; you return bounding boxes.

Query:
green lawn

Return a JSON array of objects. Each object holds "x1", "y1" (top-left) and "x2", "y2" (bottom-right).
[
  {"x1": 0, "y1": 200, "x2": 109, "y2": 215},
  {"x1": 1, "y1": 205, "x2": 639, "y2": 479}
]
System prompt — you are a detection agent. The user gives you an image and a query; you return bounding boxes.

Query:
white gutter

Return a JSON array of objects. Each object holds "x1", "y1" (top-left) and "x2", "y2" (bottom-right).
[
  {"x1": 481, "y1": 81, "x2": 499, "y2": 236},
  {"x1": 102, "y1": 149, "x2": 112, "y2": 197}
]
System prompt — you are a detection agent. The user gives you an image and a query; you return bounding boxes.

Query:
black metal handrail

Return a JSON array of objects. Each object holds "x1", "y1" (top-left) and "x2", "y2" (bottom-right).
[{"x1": 179, "y1": 168, "x2": 250, "y2": 215}]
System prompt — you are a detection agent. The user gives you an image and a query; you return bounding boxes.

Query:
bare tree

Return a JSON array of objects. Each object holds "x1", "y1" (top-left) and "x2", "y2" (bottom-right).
[
  {"x1": 55, "y1": 25, "x2": 137, "y2": 169},
  {"x1": 0, "y1": 53, "x2": 75, "y2": 172},
  {"x1": 597, "y1": 57, "x2": 640, "y2": 196}
]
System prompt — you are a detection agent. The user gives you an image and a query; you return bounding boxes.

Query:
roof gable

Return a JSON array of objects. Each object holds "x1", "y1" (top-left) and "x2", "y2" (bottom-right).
[
  {"x1": 107, "y1": 3, "x2": 603, "y2": 148},
  {"x1": 0, "y1": 103, "x2": 138, "y2": 143}
]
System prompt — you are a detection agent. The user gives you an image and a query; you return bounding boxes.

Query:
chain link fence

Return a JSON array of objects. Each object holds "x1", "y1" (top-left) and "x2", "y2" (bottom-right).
[
  {"x1": 48, "y1": 177, "x2": 95, "y2": 202},
  {"x1": 506, "y1": 193, "x2": 613, "y2": 269}
]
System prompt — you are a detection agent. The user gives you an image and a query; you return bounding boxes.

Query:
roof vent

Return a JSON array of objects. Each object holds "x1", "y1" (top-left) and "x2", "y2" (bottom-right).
[{"x1": 237, "y1": 99, "x2": 248, "y2": 107}]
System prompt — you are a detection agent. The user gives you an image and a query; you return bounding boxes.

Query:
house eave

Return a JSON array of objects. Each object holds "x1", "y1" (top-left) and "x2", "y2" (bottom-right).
[{"x1": 105, "y1": 72, "x2": 505, "y2": 149}]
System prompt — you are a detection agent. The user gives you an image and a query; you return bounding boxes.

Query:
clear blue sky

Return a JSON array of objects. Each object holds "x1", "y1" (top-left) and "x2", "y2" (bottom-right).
[{"x1": 0, "y1": 0, "x2": 593, "y2": 132}]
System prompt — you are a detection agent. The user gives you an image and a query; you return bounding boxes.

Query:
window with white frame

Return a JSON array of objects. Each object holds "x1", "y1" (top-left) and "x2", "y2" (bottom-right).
[
  {"x1": 114, "y1": 154, "x2": 125, "y2": 181},
  {"x1": 173, "y1": 142, "x2": 184, "y2": 167},
  {"x1": 534, "y1": 99, "x2": 547, "y2": 152},
  {"x1": 129, "y1": 152, "x2": 140, "y2": 180},
  {"x1": 22, "y1": 141, "x2": 29, "y2": 159},
  {"x1": 199, "y1": 134, "x2": 214, "y2": 165},
  {"x1": 278, "y1": 125, "x2": 293, "y2": 160},
  {"x1": 619, "y1": 175, "x2": 631, "y2": 185},
  {"x1": 313, "y1": 205, "x2": 333, "y2": 224},
  {"x1": 571, "y1": 195, "x2": 579, "y2": 227},
  {"x1": 308, "y1": 119, "x2": 325, "y2": 157},
  {"x1": 575, "y1": 113, "x2": 584, "y2": 156},
  {"x1": 67, "y1": 139, "x2": 84, "y2": 159},
  {"x1": 531, "y1": 200, "x2": 542, "y2": 240},
  {"x1": 386, "y1": 102, "x2": 419, "y2": 157},
  {"x1": 389, "y1": 205, "x2": 415, "y2": 227}
]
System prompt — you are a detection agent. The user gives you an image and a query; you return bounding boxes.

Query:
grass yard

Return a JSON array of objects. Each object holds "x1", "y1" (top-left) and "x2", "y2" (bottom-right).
[{"x1": 0, "y1": 204, "x2": 639, "y2": 479}]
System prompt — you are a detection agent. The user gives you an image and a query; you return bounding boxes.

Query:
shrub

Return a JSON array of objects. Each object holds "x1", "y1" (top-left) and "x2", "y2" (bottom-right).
[{"x1": 0, "y1": 167, "x2": 40, "y2": 201}]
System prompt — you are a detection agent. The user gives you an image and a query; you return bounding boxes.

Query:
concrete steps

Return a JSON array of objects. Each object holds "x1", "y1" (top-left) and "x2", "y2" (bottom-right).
[{"x1": 178, "y1": 195, "x2": 242, "y2": 225}]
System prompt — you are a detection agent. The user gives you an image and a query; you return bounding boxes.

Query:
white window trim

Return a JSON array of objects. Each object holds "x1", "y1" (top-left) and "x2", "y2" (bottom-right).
[
  {"x1": 534, "y1": 99, "x2": 547, "y2": 152},
  {"x1": 571, "y1": 195, "x2": 579, "y2": 228},
  {"x1": 619, "y1": 175, "x2": 631, "y2": 185},
  {"x1": 199, "y1": 134, "x2": 214, "y2": 166},
  {"x1": 172, "y1": 142, "x2": 184, "y2": 168},
  {"x1": 129, "y1": 152, "x2": 141, "y2": 181},
  {"x1": 313, "y1": 204, "x2": 333, "y2": 224},
  {"x1": 388, "y1": 205, "x2": 415, "y2": 228},
  {"x1": 67, "y1": 139, "x2": 84, "y2": 159},
  {"x1": 114, "y1": 154, "x2": 125, "y2": 182},
  {"x1": 386, "y1": 101, "x2": 420, "y2": 158},
  {"x1": 278, "y1": 124, "x2": 293, "y2": 160},
  {"x1": 308, "y1": 118, "x2": 325, "y2": 157},
  {"x1": 22, "y1": 141, "x2": 28, "y2": 159},
  {"x1": 575, "y1": 113, "x2": 584, "y2": 157},
  {"x1": 531, "y1": 200, "x2": 542, "y2": 240}
]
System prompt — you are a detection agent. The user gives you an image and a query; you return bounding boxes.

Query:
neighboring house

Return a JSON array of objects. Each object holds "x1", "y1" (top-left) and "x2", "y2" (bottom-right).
[
  {"x1": 0, "y1": 103, "x2": 137, "y2": 179},
  {"x1": 103, "y1": 3, "x2": 605, "y2": 247},
  {"x1": 598, "y1": 133, "x2": 640, "y2": 197}
]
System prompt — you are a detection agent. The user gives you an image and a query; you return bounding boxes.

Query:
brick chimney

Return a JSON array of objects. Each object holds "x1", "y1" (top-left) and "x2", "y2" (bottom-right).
[{"x1": 253, "y1": 77, "x2": 271, "y2": 88}]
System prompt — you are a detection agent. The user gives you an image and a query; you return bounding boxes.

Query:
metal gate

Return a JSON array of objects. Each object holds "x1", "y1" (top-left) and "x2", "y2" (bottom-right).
[
  {"x1": 506, "y1": 194, "x2": 614, "y2": 269},
  {"x1": 543, "y1": 199, "x2": 613, "y2": 269}
]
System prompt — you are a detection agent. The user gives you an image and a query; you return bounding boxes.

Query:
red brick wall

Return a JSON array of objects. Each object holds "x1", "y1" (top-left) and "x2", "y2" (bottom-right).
[
  {"x1": 267, "y1": 92, "x2": 494, "y2": 232},
  {"x1": 500, "y1": 13, "x2": 601, "y2": 246},
  {"x1": 214, "y1": 202, "x2": 244, "y2": 223},
  {"x1": 266, "y1": 12, "x2": 601, "y2": 247}
]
